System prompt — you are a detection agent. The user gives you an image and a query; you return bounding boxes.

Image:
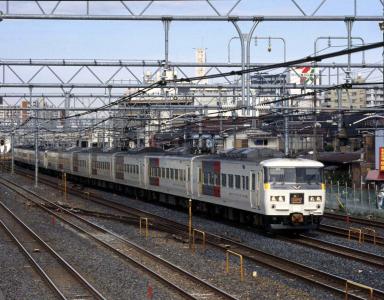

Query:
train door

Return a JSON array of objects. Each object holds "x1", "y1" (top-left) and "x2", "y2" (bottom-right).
[
  {"x1": 91, "y1": 153, "x2": 97, "y2": 176},
  {"x1": 249, "y1": 171, "x2": 258, "y2": 208},
  {"x1": 249, "y1": 169, "x2": 263, "y2": 209},
  {"x1": 257, "y1": 169, "x2": 264, "y2": 209}
]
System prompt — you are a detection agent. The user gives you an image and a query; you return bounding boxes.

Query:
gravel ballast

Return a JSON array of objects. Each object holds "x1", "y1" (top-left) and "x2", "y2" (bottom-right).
[
  {"x1": 4, "y1": 170, "x2": 384, "y2": 299},
  {"x1": 0, "y1": 178, "x2": 183, "y2": 300}
]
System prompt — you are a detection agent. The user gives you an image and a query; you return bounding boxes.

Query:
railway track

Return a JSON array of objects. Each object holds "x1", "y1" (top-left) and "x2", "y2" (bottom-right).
[
  {"x1": 0, "y1": 200, "x2": 105, "y2": 300},
  {"x1": 7, "y1": 169, "x2": 384, "y2": 299},
  {"x1": 280, "y1": 234, "x2": 384, "y2": 269},
  {"x1": 324, "y1": 212, "x2": 384, "y2": 230},
  {"x1": 320, "y1": 224, "x2": 384, "y2": 247},
  {"x1": 0, "y1": 176, "x2": 237, "y2": 300}
]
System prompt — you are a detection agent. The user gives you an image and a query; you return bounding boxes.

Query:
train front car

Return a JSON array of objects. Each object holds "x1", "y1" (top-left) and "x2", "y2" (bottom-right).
[{"x1": 261, "y1": 158, "x2": 325, "y2": 231}]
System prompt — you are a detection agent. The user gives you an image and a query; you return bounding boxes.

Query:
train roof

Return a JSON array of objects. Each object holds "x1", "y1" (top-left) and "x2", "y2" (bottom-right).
[{"x1": 261, "y1": 158, "x2": 324, "y2": 168}]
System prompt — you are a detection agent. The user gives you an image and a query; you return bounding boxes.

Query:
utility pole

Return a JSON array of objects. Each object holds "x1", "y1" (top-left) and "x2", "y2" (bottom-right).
[
  {"x1": 313, "y1": 74, "x2": 318, "y2": 160},
  {"x1": 380, "y1": 21, "x2": 384, "y2": 102}
]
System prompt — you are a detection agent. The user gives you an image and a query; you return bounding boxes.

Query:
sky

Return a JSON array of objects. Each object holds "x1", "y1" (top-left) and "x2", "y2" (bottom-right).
[{"x1": 0, "y1": 0, "x2": 383, "y2": 89}]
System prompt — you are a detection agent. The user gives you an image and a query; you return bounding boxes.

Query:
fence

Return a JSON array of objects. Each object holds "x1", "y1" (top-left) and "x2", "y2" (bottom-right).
[{"x1": 325, "y1": 181, "x2": 384, "y2": 218}]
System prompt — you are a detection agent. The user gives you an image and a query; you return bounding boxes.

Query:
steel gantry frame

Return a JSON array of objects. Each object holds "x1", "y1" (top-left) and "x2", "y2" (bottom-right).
[{"x1": 1, "y1": 0, "x2": 384, "y2": 185}]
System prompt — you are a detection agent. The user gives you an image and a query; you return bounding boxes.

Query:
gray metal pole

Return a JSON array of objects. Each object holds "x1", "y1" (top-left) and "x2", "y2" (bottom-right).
[
  {"x1": 246, "y1": 21, "x2": 259, "y2": 116},
  {"x1": 313, "y1": 74, "x2": 318, "y2": 160},
  {"x1": 64, "y1": 91, "x2": 70, "y2": 130},
  {"x1": 345, "y1": 20, "x2": 354, "y2": 83},
  {"x1": 32, "y1": 88, "x2": 38, "y2": 187},
  {"x1": 108, "y1": 85, "x2": 112, "y2": 148},
  {"x1": 11, "y1": 131, "x2": 14, "y2": 175},
  {"x1": 231, "y1": 21, "x2": 245, "y2": 113},
  {"x1": 163, "y1": 19, "x2": 170, "y2": 69}
]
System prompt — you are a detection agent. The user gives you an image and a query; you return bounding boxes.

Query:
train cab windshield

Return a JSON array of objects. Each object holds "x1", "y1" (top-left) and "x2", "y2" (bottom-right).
[{"x1": 264, "y1": 167, "x2": 323, "y2": 189}]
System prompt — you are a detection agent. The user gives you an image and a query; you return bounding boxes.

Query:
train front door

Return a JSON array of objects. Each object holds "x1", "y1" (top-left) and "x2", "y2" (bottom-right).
[{"x1": 249, "y1": 171, "x2": 258, "y2": 209}]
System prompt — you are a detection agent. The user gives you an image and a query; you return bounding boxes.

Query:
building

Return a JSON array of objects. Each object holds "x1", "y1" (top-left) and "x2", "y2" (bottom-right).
[
  {"x1": 323, "y1": 75, "x2": 367, "y2": 109},
  {"x1": 195, "y1": 48, "x2": 208, "y2": 84},
  {"x1": 290, "y1": 66, "x2": 319, "y2": 109},
  {"x1": 0, "y1": 104, "x2": 19, "y2": 124},
  {"x1": 366, "y1": 87, "x2": 384, "y2": 107},
  {"x1": 251, "y1": 72, "x2": 288, "y2": 107}
]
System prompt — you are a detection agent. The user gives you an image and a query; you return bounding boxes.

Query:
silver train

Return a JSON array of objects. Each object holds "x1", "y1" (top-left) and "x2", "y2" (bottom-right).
[{"x1": 14, "y1": 147, "x2": 325, "y2": 230}]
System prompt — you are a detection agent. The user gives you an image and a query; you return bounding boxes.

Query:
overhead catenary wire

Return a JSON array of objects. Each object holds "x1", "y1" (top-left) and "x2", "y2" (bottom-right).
[
  {"x1": 11, "y1": 40, "x2": 384, "y2": 144},
  {"x1": 22, "y1": 40, "x2": 384, "y2": 124}
]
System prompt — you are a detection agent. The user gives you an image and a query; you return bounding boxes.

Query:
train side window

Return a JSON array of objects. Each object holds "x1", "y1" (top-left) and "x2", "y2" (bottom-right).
[
  {"x1": 242, "y1": 176, "x2": 246, "y2": 190},
  {"x1": 245, "y1": 176, "x2": 249, "y2": 190},
  {"x1": 252, "y1": 174, "x2": 256, "y2": 190},
  {"x1": 188, "y1": 168, "x2": 191, "y2": 181},
  {"x1": 214, "y1": 173, "x2": 220, "y2": 186},
  {"x1": 135, "y1": 165, "x2": 138, "y2": 174},
  {"x1": 235, "y1": 175, "x2": 241, "y2": 189},
  {"x1": 166, "y1": 168, "x2": 170, "y2": 179},
  {"x1": 204, "y1": 172, "x2": 209, "y2": 184},
  {"x1": 228, "y1": 174, "x2": 234, "y2": 188},
  {"x1": 170, "y1": 168, "x2": 174, "y2": 179},
  {"x1": 209, "y1": 173, "x2": 214, "y2": 185},
  {"x1": 222, "y1": 173, "x2": 227, "y2": 187},
  {"x1": 161, "y1": 167, "x2": 165, "y2": 178},
  {"x1": 175, "y1": 169, "x2": 179, "y2": 180}
]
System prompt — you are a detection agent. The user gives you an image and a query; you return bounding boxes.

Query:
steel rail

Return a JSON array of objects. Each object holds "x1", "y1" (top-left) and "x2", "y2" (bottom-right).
[
  {"x1": 280, "y1": 235, "x2": 384, "y2": 268},
  {"x1": 13, "y1": 168, "x2": 384, "y2": 299},
  {"x1": 0, "y1": 201, "x2": 106, "y2": 300},
  {"x1": 46, "y1": 202, "x2": 384, "y2": 270},
  {"x1": 0, "y1": 219, "x2": 67, "y2": 300},
  {"x1": 0, "y1": 176, "x2": 237, "y2": 300},
  {"x1": 324, "y1": 212, "x2": 384, "y2": 230},
  {"x1": 319, "y1": 224, "x2": 384, "y2": 246}
]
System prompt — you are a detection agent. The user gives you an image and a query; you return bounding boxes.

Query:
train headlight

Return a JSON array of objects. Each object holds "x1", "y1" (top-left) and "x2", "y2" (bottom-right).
[
  {"x1": 270, "y1": 196, "x2": 285, "y2": 202},
  {"x1": 309, "y1": 196, "x2": 322, "y2": 202}
]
